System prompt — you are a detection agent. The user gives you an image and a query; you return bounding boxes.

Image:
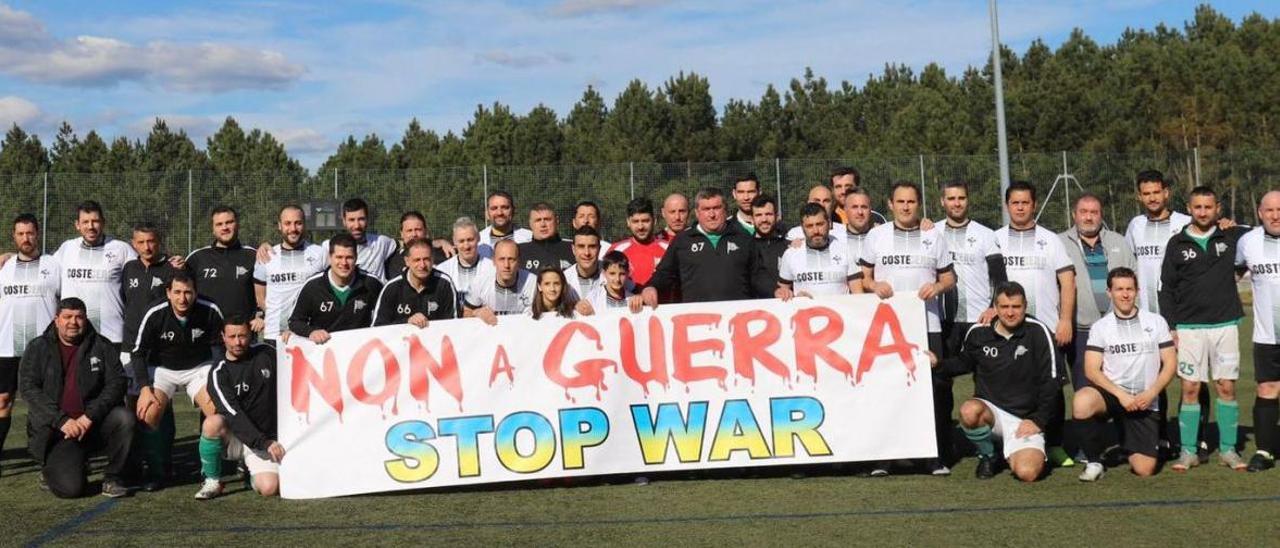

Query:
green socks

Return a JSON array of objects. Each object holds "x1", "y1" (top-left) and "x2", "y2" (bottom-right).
[
  {"x1": 141, "y1": 427, "x2": 169, "y2": 478},
  {"x1": 1179, "y1": 404, "x2": 1201, "y2": 455},
  {"x1": 963, "y1": 425, "x2": 995, "y2": 458},
  {"x1": 199, "y1": 436, "x2": 224, "y2": 480},
  {"x1": 1216, "y1": 400, "x2": 1239, "y2": 452}
]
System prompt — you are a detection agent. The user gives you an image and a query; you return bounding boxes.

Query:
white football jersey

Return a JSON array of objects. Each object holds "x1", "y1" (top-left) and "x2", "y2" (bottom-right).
[
  {"x1": 564, "y1": 263, "x2": 606, "y2": 299},
  {"x1": 779, "y1": 238, "x2": 858, "y2": 296},
  {"x1": 477, "y1": 225, "x2": 533, "y2": 258},
  {"x1": 861, "y1": 224, "x2": 953, "y2": 332},
  {"x1": 1086, "y1": 310, "x2": 1174, "y2": 408},
  {"x1": 995, "y1": 225, "x2": 1074, "y2": 329},
  {"x1": 322, "y1": 232, "x2": 398, "y2": 282},
  {"x1": 436, "y1": 256, "x2": 495, "y2": 309},
  {"x1": 1125, "y1": 212, "x2": 1191, "y2": 314},
  {"x1": 943, "y1": 221, "x2": 1002, "y2": 323},
  {"x1": 53, "y1": 237, "x2": 137, "y2": 343},
  {"x1": 465, "y1": 269, "x2": 536, "y2": 316},
  {"x1": 254, "y1": 242, "x2": 327, "y2": 340},
  {"x1": 0, "y1": 255, "x2": 61, "y2": 356},
  {"x1": 1236, "y1": 228, "x2": 1280, "y2": 344},
  {"x1": 584, "y1": 285, "x2": 636, "y2": 316}
]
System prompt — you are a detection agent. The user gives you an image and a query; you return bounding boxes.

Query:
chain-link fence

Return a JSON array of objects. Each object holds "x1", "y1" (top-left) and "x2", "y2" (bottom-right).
[{"x1": 1, "y1": 148, "x2": 1275, "y2": 255}]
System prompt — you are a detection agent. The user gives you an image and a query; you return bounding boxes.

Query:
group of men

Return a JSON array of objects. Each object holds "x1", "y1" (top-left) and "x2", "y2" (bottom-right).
[{"x1": 0, "y1": 166, "x2": 1276, "y2": 499}]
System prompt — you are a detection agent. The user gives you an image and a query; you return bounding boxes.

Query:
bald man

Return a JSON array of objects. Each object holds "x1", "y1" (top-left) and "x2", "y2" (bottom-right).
[
  {"x1": 787, "y1": 185, "x2": 849, "y2": 243},
  {"x1": 1237, "y1": 190, "x2": 1280, "y2": 472}
]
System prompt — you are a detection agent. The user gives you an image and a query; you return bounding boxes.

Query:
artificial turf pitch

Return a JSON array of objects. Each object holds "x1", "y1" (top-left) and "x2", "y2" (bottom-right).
[{"x1": 3, "y1": 314, "x2": 1278, "y2": 547}]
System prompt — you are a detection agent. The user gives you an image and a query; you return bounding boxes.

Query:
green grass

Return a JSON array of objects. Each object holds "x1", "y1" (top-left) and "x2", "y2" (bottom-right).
[{"x1": 4, "y1": 313, "x2": 1278, "y2": 547}]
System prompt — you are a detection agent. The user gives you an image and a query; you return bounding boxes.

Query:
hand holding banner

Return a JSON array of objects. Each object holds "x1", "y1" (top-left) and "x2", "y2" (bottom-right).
[{"x1": 279, "y1": 294, "x2": 936, "y2": 499}]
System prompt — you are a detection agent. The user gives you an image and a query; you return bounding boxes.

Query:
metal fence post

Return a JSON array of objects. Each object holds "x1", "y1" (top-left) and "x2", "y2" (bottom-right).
[
  {"x1": 333, "y1": 167, "x2": 339, "y2": 199},
  {"x1": 187, "y1": 169, "x2": 194, "y2": 254},
  {"x1": 1061, "y1": 151, "x2": 1070, "y2": 230},
  {"x1": 918, "y1": 154, "x2": 927, "y2": 218},
  {"x1": 774, "y1": 158, "x2": 783, "y2": 220},
  {"x1": 629, "y1": 162, "x2": 635, "y2": 200},
  {"x1": 41, "y1": 172, "x2": 48, "y2": 254},
  {"x1": 1193, "y1": 147, "x2": 1201, "y2": 187},
  {"x1": 482, "y1": 164, "x2": 489, "y2": 212}
]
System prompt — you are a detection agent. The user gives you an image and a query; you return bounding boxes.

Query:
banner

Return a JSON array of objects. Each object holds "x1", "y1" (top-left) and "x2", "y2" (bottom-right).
[{"x1": 278, "y1": 294, "x2": 936, "y2": 499}]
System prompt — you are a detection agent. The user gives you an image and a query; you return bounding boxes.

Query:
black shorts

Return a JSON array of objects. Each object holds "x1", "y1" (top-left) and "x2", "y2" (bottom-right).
[
  {"x1": 1256, "y1": 343, "x2": 1280, "y2": 383},
  {"x1": 0, "y1": 356, "x2": 17, "y2": 394},
  {"x1": 1099, "y1": 390, "x2": 1160, "y2": 458}
]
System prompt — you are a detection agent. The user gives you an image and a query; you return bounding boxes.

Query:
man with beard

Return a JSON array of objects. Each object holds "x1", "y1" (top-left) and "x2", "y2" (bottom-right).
[
  {"x1": 731, "y1": 173, "x2": 761, "y2": 235},
  {"x1": 479, "y1": 191, "x2": 533, "y2": 254},
  {"x1": 749, "y1": 194, "x2": 789, "y2": 298},
  {"x1": 572, "y1": 201, "x2": 611, "y2": 249},
  {"x1": 53, "y1": 201, "x2": 137, "y2": 348},
  {"x1": 384, "y1": 211, "x2": 450, "y2": 277},
  {"x1": 253, "y1": 205, "x2": 326, "y2": 344},
  {"x1": 607, "y1": 198, "x2": 668, "y2": 290},
  {"x1": 937, "y1": 181, "x2": 1006, "y2": 359},
  {"x1": 1235, "y1": 191, "x2": 1280, "y2": 472},
  {"x1": 787, "y1": 185, "x2": 848, "y2": 243},
  {"x1": 186, "y1": 206, "x2": 260, "y2": 331},
  {"x1": 775, "y1": 203, "x2": 861, "y2": 299}
]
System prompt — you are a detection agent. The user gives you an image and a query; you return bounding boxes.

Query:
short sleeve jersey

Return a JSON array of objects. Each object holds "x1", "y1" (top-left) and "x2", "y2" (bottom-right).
[
  {"x1": 1125, "y1": 212, "x2": 1191, "y2": 314},
  {"x1": 860, "y1": 224, "x2": 953, "y2": 332},
  {"x1": 254, "y1": 242, "x2": 327, "y2": 340},
  {"x1": 995, "y1": 225, "x2": 1074, "y2": 329},
  {"x1": 943, "y1": 221, "x2": 1001, "y2": 323},
  {"x1": 53, "y1": 237, "x2": 137, "y2": 344},
  {"x1": 465, "y1": 269, "x2": 536, "y2": 316},
  {"x1": 322, "y1": 232, "x2": 398, "y2": 281},
  {"x1": 1086, "y1": 310, "x2": 1174, "y2": 408},
  {"x1": 436, "y1": 256, "x2": 495, "y2": 310},
  {"x1": 1236, "y1": 228, "x2": 1280, "y2": 344},
  {"x1": 779, "y1": 238, "x2": 858, "y2": 296},
  {"x1": 0, "y1": 255, "x2": 60, "y2": 357}
]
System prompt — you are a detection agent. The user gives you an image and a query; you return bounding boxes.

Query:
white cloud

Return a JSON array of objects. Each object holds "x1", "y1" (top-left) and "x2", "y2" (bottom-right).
[
  {"x1": 274, "y1": 128, "x2": 329, "y2": 155},
  {"x1": 0, "y1": 3, "x2": 304, "y2": 92},
  {"x1": 477, "y1": 49, "x2": 572, "y2": 68},
  {"x1": 0, "y1": 96, "x2": 40, "y2": 127},
  {"x1": 549, "y1": 0, "x2": 670, "y2": 17}
]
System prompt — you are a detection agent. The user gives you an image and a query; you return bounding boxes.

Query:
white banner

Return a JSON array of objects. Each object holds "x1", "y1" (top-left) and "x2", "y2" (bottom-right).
[{"x1": 278, "y1": 294, "x2": 936, "y2": 499}]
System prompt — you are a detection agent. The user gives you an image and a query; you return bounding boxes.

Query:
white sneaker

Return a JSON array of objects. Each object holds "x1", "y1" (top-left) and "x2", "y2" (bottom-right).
[
  {"x1": 1078, "y1": 462, "x2": 1105, "y2": 482},
  {"x1": 194, "y1": 478, "x2": 224, "y2": 500}
]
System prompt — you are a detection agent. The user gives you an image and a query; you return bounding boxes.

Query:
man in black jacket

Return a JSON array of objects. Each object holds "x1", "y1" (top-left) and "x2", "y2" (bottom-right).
[
  {"x1": 642, "y1": 187, "x2": 757, "y2": 305},
  {"x1": 933, "y1": 282, "x2": 1057, "y2": 482},
  {"x1": 372, "y1": 239, "x2": 458, "y2": 327},
  {"x1": 288, "y1": 233, "x2": 383, "y2": 343},
  {"x1": 749, "y1": 194, "x2": 788, "y2": 298},
  {"x1": 20, "y1": 298, "x2": 133, "y2": 498},
  {"x1": 1158, "y1": 186, "x2": 1251, "y2": 472},
  {"x1": 198, "y1": 318, "x2": 282, "y2": 499},
  {"x1": 186, "y1": 206, "x2": 261, "y2": 333},
  {"x1": 518, "y1": 202, "x2": 574, "y2": 272}
]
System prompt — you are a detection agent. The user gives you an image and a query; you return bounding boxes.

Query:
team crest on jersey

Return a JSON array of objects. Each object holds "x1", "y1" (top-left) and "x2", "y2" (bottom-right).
[
  {"x1": 966, "y1": 236, "x2": 976, "y2": 246},
  {"x1": 922, "y1": 239, "x2": 933, "y2": 248},
  {"x1": 236, "y1": 266, "x2": 249, "y2": 278},
  {"x1": 261, "y1": 368, "x2": 271, "y2": 379},
  {"x1": 192, "y1": 328, "x2": 205, "y2": 339},
  {"x1": 1215, "y1": 242, "x2": 1228, "y2": 255},
  {"x1": 1036, "y1": 239, "x2": 1047, "y2": 250},
  {"x1": 353, "y1": 299, "x2": 366, "y2": 311},
  {"x1": 40, "y1": 268, "x2": 50, "y2": 276},
  {"x1": 90, "y1": 356, "x2": 101, "y2": 371},
  {"x1": 105, "y1": 250, "x2": 118, "y2": 262},
  {"x1": 1014, "y1": 345, "x2": 1028, "y2": 359},
  {"x1": 832, "y1": 255, "x2": 842, "y2": 264},
  {"x1": 727, "y1": 242, "x2": 739, "y2": 252},
  {"x1": 151, "y1": 277, "x2": 163, "y2": 289},
  {"x1": 306, "y1": 255, "x2": 318, "y2": 265},
  {"x1": 428, "y1": 302, "x2": 439, "y2": 313}
]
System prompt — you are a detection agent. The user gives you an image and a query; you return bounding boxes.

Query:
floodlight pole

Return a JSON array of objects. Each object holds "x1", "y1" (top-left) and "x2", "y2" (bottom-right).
[{"x1": 990, "y1": 0, "x2": 1011, "y2": 225}]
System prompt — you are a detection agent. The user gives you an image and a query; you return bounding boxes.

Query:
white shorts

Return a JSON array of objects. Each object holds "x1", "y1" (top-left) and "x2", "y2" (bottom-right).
[
  {"x1": 224, "y1": 436, "x2": 280, "y2": 476},
  {"x1": 1176, "y1": 325, "x2": 1240, "y2": 382},
  {"x1": 153, "y1": 365, "x2": 210, "y2": 401},
  {"x1": 977, "y1": 398, "x2": 1046, "y2": 459}
]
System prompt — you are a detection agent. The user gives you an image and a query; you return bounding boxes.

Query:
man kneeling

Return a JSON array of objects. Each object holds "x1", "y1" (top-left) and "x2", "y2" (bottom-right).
[
  {"x1": 1073, "y1": 267, "x2": 1176, "y2": 481},
  {"x1": 932, "y1": 282, "x2": 1058, "y2": 481},
  {"x1": 199, "y1": 318, "x2": 283, "y2": 498}
]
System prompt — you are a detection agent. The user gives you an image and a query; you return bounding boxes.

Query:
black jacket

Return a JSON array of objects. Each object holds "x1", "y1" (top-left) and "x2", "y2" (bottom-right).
[
  {"x1": 372, "y1": 270, "x2": 459, "y2": 326},
  {"x1": 120, "y1": 256, "x2": 181, "y2": 345},
  {"x1": 1158, "y1": 225, "x2": 1248, "y2": 327},
  {"x1": 384, "y1": 244, "x2": 447, "y2": 279},
  {"x1": 288, "y1": 270, "x2": 384, "y2": 336},
  {"x1": 648, "y1": 222, "x2": 757, "y2": 303},
  {"x1": 750, "y1": 228, "x2": 790, "y2": 298},
  {"x1": 208, "y1": 344, "x2": 276, "y2": 452},
  {"x1": 938, "y1": 317, "x2": 1060, "y2": 429},
  {"x1": 518, "y1": 235, "x2": 574, "y2": 273},
  {"x1": 19, "y1": 322, "x2": 127, "y2": 462},
  {"x1": 131, "y1": 300, "x2": 224, "y2": 384},
  {"x1": 186, "y1": 241, "x2": 259, "y2": 320}
]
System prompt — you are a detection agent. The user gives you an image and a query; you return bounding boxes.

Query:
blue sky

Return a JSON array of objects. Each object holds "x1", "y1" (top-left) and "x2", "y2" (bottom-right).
[{"x1": 0, "y1": 0, "x2": 1276, "y2": 170}]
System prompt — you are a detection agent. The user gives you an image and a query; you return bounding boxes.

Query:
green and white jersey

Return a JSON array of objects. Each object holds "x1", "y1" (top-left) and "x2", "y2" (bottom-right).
[
  {"x1": 1125, "y1": 212, "x2": 1191, "y2": 314},
  {"x1": 53, "y1": 237, "x2": 137, "y2": 344},
  {"x1": 254, "y1": 242, "x2": 326, "y2": 340},
  {"x1": 1236, "y1": 228, "x2": 1280, "y2": 344},
  {"x1": 0, "y1": 255, "x2": 60, "y2": 357},
  {"x1": 779, "y1": 237, "x2": 858, "y2": 296}
]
